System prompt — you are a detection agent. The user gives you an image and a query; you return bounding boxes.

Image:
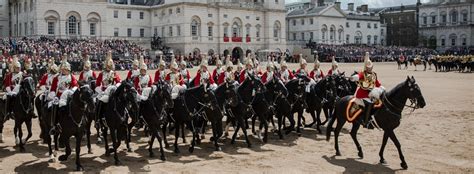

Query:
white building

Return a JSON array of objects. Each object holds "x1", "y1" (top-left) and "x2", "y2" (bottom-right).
[
  {"x1": 418, "y1": 0, "x2": 473, "y2": 52},
  {"x1": 7, "y1": 0, "x2": 287, "y2": 60},
  {"x1": 0, "y1": 0, "x2": 9, "y2": 37},
  {"x1": 286, "y1": 1, "x2": 386, "y2": 52}
]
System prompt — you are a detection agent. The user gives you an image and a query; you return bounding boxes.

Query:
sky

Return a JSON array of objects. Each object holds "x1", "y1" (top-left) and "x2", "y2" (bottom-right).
[{"x1": 285, "y1": 0, "x2": 432, "y2": 8}]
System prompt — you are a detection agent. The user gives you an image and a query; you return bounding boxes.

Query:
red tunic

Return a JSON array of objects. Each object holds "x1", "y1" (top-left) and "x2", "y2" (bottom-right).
[
  {"x1": 3, "y1": 73, "x2": 14, "y2": 89},
  {"x1": 165, "y1": 73, "x2": 185, "y2": 86},
  {"x1": 355, "y1": 72, "x2": 381, "y2": 99},
  {"x1": 133, "y1": 75, "x2": 153, "y2": 94},
  {"x1": 217, "y1": 71, "x2": 226, "y2": 85},
  {"x1": 309, "y1": 69, "x2": 325, "y2": 79},
  {"x1": 79, "y1": 70, "x2": 97, "y2": 81},
  {"x1": 279, "y1": 69, "x2": 295, "y2": 82},
  {"x1": 38, "y1": 74, "x2": 48, "y2": 86},
  {"x1": 96, "y1": 71, "x2": 121, "y2": 90},
  {"x1": 212, "y1": 68, "x2": 223, "y2": 81},
  {"x1": 154, "y1": 70, "x2": 165, "y2": 82},
  {"x1": 50, "y1": 74, "x2": 78, "y2": 97},
  {"x1": 327, "y1": 69, "x2": 340, "y2": 76},
  {"x1": 261, "y1": 72, "x2": 273, "y2": 84},
  {"x1": 126, "y1": 69, "x2": 139, "y2": 80},
  {"x1": 193, "y1": 70, "x2": 215, "y2": 86}
]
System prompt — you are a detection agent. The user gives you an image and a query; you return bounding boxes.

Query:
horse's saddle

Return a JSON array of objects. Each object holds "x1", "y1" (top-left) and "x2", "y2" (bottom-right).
[{"x1": 346, "y1": 97, "x2": 383, "y2": 123}]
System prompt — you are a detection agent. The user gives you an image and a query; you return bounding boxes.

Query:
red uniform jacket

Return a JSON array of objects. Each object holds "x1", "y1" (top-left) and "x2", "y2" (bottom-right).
[
  {"x1": 96, "y1": 71, "x2": 121, "y2": 90},
  {"x1": 133, "y1": 75, "x2": 153, "y2": 94},
  {"x1": 50, "y1": 74, "x2": 78, "y2": 97},
  {"x1": 279, "y1": 69, "x2": 295, "y2": 82},
  {"x1": 126, "y1": 69, "x2": 139, "y2": 80},
  {"x1": 38, "y1": 74, "x2": 48, "y2": 86},
  {"x1": 165, "y1": 73, "x2": 185, "y2": 86},
  {"x1": 239, "y1": 69, "x2": 252, "y2": 83},
  {"x1": 217, "y1": 71, "x2": 226, "y2": 85},
  {"x1": 3, "y1": 73, "x2": 15, "y2": 89},
  {"x1": 180, "y1": 69, "x2": 191, "y2": 81},
  {"x1": 194, "y1": 70, "x2": 215, "y2": 86},
  {"x1": 261, "y1": 72, "x2": 274, "y2": 84},
  {"x1": 154, "y1": 70, "x2": 165, "y2": 82},
  {"x1": 327, "y1": 69, "x2": 340, "y2": 76},
  {"x1": 79, "y1": 70, "x2": 97, "y2": 81},
  {"x1": 212, "y1": 68, "x2": 222, "y2": 81},
  {"x1": 355, "y1": 72, "x2": 381, "y2": 99},
  {"x1": 309, "y1": 69, "x2": 325, "y2": 80}
]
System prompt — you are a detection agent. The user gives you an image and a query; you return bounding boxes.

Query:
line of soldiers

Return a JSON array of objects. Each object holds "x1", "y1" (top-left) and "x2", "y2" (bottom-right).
[{"x1": 434, "y1": 54, "x2": 473, "y2": 63}]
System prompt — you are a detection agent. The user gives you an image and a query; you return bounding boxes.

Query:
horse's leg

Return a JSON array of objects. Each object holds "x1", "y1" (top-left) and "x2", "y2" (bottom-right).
[
  {"x1": 17, "y1": 122, "x2": 25, "y2": 152},
  {"x1": 155, "y1": 130, "x2": 166, "y2": 161},
  {"x1": 188, "y1": 125, "x2": 197, "y2": 153},
  {"x1": 305, "y1": 109, "x2": 316, "y2": 128},
  {"x1": 13, "y1": 122, "x2": 19, "y2": 146},
  {"x1": 334, "y1": 118, "x2": 345, "y2": 156},
  {"x1": 148, "y1": 131, "x2": 155, "y2": 157},
  {"x1": 86, "y1": 122, "x2": 92, "y2": 154},
  {"x1": 103, "y1": 127, "x2": 110, "y2": 156},
  {"x1": 110, "y1": 129, "x2": 121, "y2": 165},
  {"x1": 162, "y1": 122, "x2": 169, "y2": 148},
  {"x1": 277, "y1": 113, "x2": 283, "y2": 139},
  {"x1": 350, "y1": 123, "x2": 364, "y2": 158},
  {"x1": 125, "y1": 126, "x2": 132, "y2": 152},
  {"x1": 285, "y1": 113, "x2": 295, "y2": 134},
  {"x1": 181, "y1": 123, "x2": 186, "y2": 144},
  {"x1": 75, "y1": 134, "x2": 84, "y2": 171},
  {"x1": 379, "y1": 131, "x2": 389, "y2": 164},
  {"x1": 211, "y1": 122, "x2": 221, "y2": 151},
  {"x1": 54, "y1": 133, "x2": 59, "y2": 151},
  {"x1": 173, "y1": 123, "x2": 180, "y2": 154},
  {"x1": 46, "y1": 135, "x2": 56, "y2": 162},
  {"x1": 230, "y1": 123, "x2": 240, "y2": 145},
  {"x1": 251, "y1": 116, "x2": 256, "y2": 135},
  {"x1": 316, "y1": 108, "x2": 324, "y2": 133},
  {"x1": 263, "y1": 117, "x2": 269, "y2": 143},
  {"x1": 296, "y1": 111, "x2": 303, "y2": 136},
  {"x1": 95, "y1": 120, "x2": 103, "y2": 144},
  {"x1": 24, "y1": 119, "x2": 32, "y2": 144},
  {"x1": 388, "y1": 130, "x2": 408, "y2": 169},
  {"x1": 58, "y1": 136, "x2": 71, "y2": 161}
]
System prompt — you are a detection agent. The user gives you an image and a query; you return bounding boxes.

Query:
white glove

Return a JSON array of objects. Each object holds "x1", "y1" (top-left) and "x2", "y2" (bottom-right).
[
  {"x1": 350, "y1": 74, "x2": 359, "y2": 82},
  {"x1": 47, "y1": 91, "x2": 56, "y2": 101},
  {"x1": 40, "y1": 86, "x2": 46, "y2": 91},
  {"x1": 95, "y1": 86, "x2": 102, "y2": 93},
  {"x1": 115, "y1": 83, "x2": 121, "y2": 87},
  {"x1": 6, "y1": 86, "x2": 12, "y2": 93}
]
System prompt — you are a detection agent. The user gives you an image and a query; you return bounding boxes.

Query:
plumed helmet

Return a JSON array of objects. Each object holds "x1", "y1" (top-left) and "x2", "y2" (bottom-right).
[
  {"x1": 60, "y1": 55, "x2": 71, "y2": 71},
  {"x1": 50, "y1": 63, "x2": 59, "y2": 74},
  {"x1": 139, "y1": 55, "x2": 147, "y2": 70},
  {"x1": 281, "y1": 59, "x2": 288, "y2": 68},
  {"x1": 12, "y1": 55, "x2": 21, "y2": 69},
  {"x1": 105, "y1": 50, "x2": 115, "y2": 70},
  {"x1": 84, "y1": 55, "x2": 92, "y2": 68},
  {"x1": 314, "y1": 52, "x2": 320, "y2": 67},
  {"x1": 237, "y1": 59, "x2": 243, "y2": 68},
  {"x1": 180, "y1": 56, "x2": 186, "y2": 66},
  {"x1": 216, "y1": 58, "x2": 222, "y2": 66},
  {"x1": 364, "y1": 52, "x2": 373, "y2": 69},
  {"x1": 300, "y1": 56, "x2": 307, "y2": 65},
  {"x1": 170, "y1": 57, "x2": 178, "y2": 70},
  {"x1": 159, "y1": 55, "x2": 166, "y2": 67},
  {"x1": 133, "y1": 54, "x2": 139, "y2": 67},
  {"x1": 245, "y1": 57, "x2": 253, "y2": 66},
  {"x1": 200, "y1": 56, "x2": 208, "y2": 67},
  {"x1": 225, "y1": 55, "x2": 233, "y2": 69},
  {"x1": 331, "y1": 56, "x2": 338, "y2": 67}
]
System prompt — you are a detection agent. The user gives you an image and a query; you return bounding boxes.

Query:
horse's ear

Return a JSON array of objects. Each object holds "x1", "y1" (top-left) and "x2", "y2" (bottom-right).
[
  {"x1": 406, "y1": 76, "x2": 410, "y2": 81},
  {"x1": 411, "y1": 76, "x2": 415, "y2": 82}
]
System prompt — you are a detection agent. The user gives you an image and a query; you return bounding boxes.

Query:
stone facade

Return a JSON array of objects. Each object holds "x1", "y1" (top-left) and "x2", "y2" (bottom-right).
[
  {"x1": 0, "y1": 0, "x2": 9, "y2": 37},
  {"x1": 378, "y1": 5, "x2": 419, "y2": 47},
  {"x1": 7, "y1": 0, "x2": 287, "y2": 59},
  {"x1": 418, "y1": 0, "x2": 473, "y2": 52}
]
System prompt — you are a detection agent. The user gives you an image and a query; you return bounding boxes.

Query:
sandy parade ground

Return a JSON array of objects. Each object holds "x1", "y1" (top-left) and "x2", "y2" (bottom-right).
[{"x1": 0, "y1": 62, "x2": 472, "y2": 173}]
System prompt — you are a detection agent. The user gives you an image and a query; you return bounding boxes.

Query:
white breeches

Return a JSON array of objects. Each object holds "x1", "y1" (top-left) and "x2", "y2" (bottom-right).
[
  {"x1": 209, "y1": 83, "x2": 218, "y2": 91},
  {"x1": 369, "y1": 87, "x2": 385, "y2": 99},
  {"x1": 306, "y1": 79, "x2": 316, "y2": 93},
  {"x1": 5, "y1": 86, "x2": 20, "y2": 96},
  {"x1": 59, "y1": 88, "x2": 76, "y2": 107},
  {"x1": 137, "y1": 87, "x2": 152, "y2": 101},
  {"x1": 95, "y1": 85, "x2": 117, "y2": 103},
  {"x1": 171, "y1": 85, "x2": 187, "y2": 100}
]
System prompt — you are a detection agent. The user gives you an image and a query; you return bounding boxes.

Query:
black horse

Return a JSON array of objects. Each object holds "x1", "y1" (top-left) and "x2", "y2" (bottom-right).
[
  {"x1": 305, "y1": 76, "x2": 336, "y2": 133},
  {"x1": 264, "y1": 75, "x2": 291, "y2": 139},
  {"x1": 285, "y1": 76, "x2": 310, "y2": 135},
  {"x1": 12, "y1": 77, "x2": 36, "y2": 152},
  {"x1": 56, "y1": 84, "x2": 96, "y2": 171},
  {"x1": 326, "y1": 76, "x2": 426, "y2": 169},
  {"x1": 141, "y1": 80, "x2": 173, "y2": 160},
  {"x1": 101, "y1": 81, "x2": 138, "y2": 165}
]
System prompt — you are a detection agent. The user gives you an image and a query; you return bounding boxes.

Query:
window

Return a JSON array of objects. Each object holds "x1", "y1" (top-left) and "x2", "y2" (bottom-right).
[
  {"x1": 177, "y1": 25, "x2": 181, "y2": 36},
  {"x1": 127, "y1": 28, "x2": 132, "y2": 37},
  {"x1": 374, "y1": 35, "x2": 378, "y2": 45},
  {"x1": 256, "y1": 17, "x2": 260, "y2": 21},
  {"x1": 374, "y1": 23, "x2": 378, "y2": 29},
  {"x1": 169, "y1": 26, "x2": 173, "y2": 36},
  {"x1": 30, "y1": 0, "x2": 33, "y2": 11},
  {"x1": 177, "y1": 8, "x2": 181, "y2": 14},
  {"x1": 273, "y1": 22, "x2": 281, "y2": 38},
  {"x1": 310, "y1": 18, "x2": 313, "y2": 25},
  {"x1": 191, "y1": 19, "x2": 200, "y2": 36},
  {"x1": 24, "y1": 1, "x2": 27, "y2": 12},
  {"x1": 292, "y1": 20, "x2": 296, "y2": 26},
  {"x1": 246, "y1": 16, "x2": 249, "y2": 19},
  {"x1": 309, "y1": 32, "x2": 313, "y2": 40},
  {"x1": 381, "y1": 29, "x2": 384, "y2": 36},
  {"x1": 292, "y1": 33, "x2": 296, "y2": 41},
  {"x1": 154, "y1": 11, "x2": 157, "y2": 17},
  {"x1": 423, "y1": 16, "x2": 427, "y2": 25},
  {"x1": 25, "y1": 22, "x2": 27, "y2": 35},
  {"x1": 357, "y1": 23, "x2": 360, "y2": 28},
  {"x1": 30, "y1": 21, "x2": 33, "y2": 35},
  {"x1": 451, "y1": 38, "x2": 456, "y2": 46},
  {"x1": 441, "y1": 38, "x2": 445, "y2": 46},
  {"x1": 223, "y1": 14, "x2": 228, "y2": 18},
  {"x1": 462, "y1": 37, "x2": 466, "y2": 46},
  {"x1": 161, "y1": 27, "x2": 164, "y2": 37},
  {"x1": 432, "y1": 16, "x2": 436, "y2": 24},
  {"x1": 367, "y1": 23, "x2": 371, "y2": 28},
  {"x1": 114, "y1": 28, "x2": 119, "y2": 37},
  {"x1": 169, "y1": 9, "x2": 172, "y2": 15},
  {"x1": 346, "y1": 22, "x2": 349, "y2": 28},
  {"x1": 114, "y1": 11, "x2": 118, "y2": 18},
  {"x1": 140, "y1": 12, "x2": 144, "y2": 19},
  {"x1": 127, "y1": 11, "x2": 131, "y2": 19},
  {"x1": 451, "y1": 11, "x2": 457, "y2": 23},
  {"x1": 301, "y1": 19, "x2": 304, "y2": 25},
  {"x1": 224, "y1": 26, "x2": 228, "y2": 37},
  {"x1": 256, "y1": 26, "x2": 260, "y2": 38},
  {"x1": 140, "y1": 28, "x2": 144, "y2": 37},
  {"x1": 90, "y1": 23, "x2": 96, "y2": 36},
  {"x1": 208, "y1": 26, "x2": 212, "y2": 37},
  {"x1": 367, "y1": 35, "x2": 371, "y2": 44},
  {"x1": 246, "y1": 26, "x2": 250, "y2": 37},
  {"x1": 48, "y1": 22, "x2": 55, "y2": 35},
  {"x1": 154, "y1": 27, "x2": 157, "y2": 35},
  {"x1": 462, "y1": 12, "x2": 468, "y2": 22},
  {"x1": 346, "y1": 34, "x2": 350, "y2": 43},
  {"x1": 275, "y1": 0, "x2": 279, "y2": 4},
  {"x1": 441, "y1": 12, "x2": 447, "y2": 23},
  {"x1": 301, "y1": 33, "x2": 305, "y2": 40},
  {"x1": 67, "y1": 16, "x2": 78, "y2": 35},
  {"x1": 208, "y1": 14, "x2": 212, "y2": 18}
]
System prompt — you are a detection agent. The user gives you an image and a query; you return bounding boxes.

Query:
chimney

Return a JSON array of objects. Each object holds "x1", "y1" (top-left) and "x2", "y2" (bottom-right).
[
  {"x1": 334, "y1": 1, "x2": 341, "y2": 9},
  {"x1": 348, "y1": 3, "x2": 354, "y2": 11},
  {"x1": 361, "y1": 4, "x2": 368, "y2": 12}
]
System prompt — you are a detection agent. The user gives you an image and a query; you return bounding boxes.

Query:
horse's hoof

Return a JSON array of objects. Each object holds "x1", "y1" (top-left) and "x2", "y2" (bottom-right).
[
  {"x1": 105, "y1": 152, "x2": 110, "y2": 157},
  {"x1": 247, "y1": 144, "x2": 252, "y2": 148},
  {"x1": 19, "y1": 147, "x2": 26, "y2": 153},
  {"x1": 165, "y1": 144, "x2": 170, "y2": 148},
  {"x1": 127, "y1": 148, "x2": 133, "y2": 152},
  {"x1": 174, "y1": 148, "x2": 180, "y2": 154},
  {"x1": 88, "y1": 150, "x2": 93, "y2": 154},
  {"x1": 196, "y1": 139, "x2": 201, "y2": 145},
  {"x1": 297, "y1": 132, "x2": 302, "y2": 137},
  {"x1": 58, "y1": 155, "x2": 68, "y2": 161},
  {"x1": 188, "y1": 147, "x2": 194, "y2": 153},
  {"x1": 97, "y1": 138, "x2": 103, "y2": 144},
  {"x1": 215, "y1": 147, "x2": 222, "y2": 151},
  {"x1": 160, "y1": 155, "x2": 166, "y2": 161},
  {"x1": 149, "y1": 152, "x2": 155, "y2": 158},
  {"x1": 230, "y1": 140, "x2": 235, "y2": 145},
  {"x1": 48, "y1": 155, "x2": 56, "y2": 163},
  {"x1": 317, "y1": 128, "x2": 322, "y2": 134},
  {"x1": 401, "y1": 162, "x2": 408, "y2": 170},
  {"x1": 358, "y1": 151, "x2": 364, "y2": 159},
  {"x1": 108, "y1": 148, "x2": 115, "y2": 154},
  {"x1": 201, "y1": 135, "x2": 206, "y2": 139},
  {"x1": 336, "y1": 151, "x2": 341, "y2": 156},
  {"x1": 76, "y1": 165, "x2": 84, "y2": 171},
  {"x1": 115, "y1": 160, "x2": 122, "y2": 166},
  {"x1": 379, "y1": 159, "x2": 387, "y2": 164},
  {"x1": 263, "y1": 137, "x2": 268, "y2": 143},
  {"x1": 210, "y1": 136, "x2": 215, "y2": 141}
]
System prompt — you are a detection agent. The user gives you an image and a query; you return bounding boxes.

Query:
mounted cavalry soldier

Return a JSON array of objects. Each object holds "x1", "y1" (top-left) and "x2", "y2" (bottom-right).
[
  {"x1": 127, "y1": 55, "x2": 140, "y2": 81},
  {"x1": 165, "y1": 58, "x2": 186, "y2": 99},
  {"x1": 327, "y1": 56, "x2": 341, "y2": 76},
  {"x1": 78, "y1": 55, "x2": 96, "y2": 82},
  {"x1": 2, "y1": 56, "x2": 24, "y2": 119},
  {"x1": 309, "y1": 55, "x2": 324, "y2": 82},
  {"x1": 179, "y1": 57, "x2": 191, "y2": 84},
  {"x1": 350, "y1": 52, "x2": 385, "y2": 128},
  {"x1": 239, "y1": 57, "x2": 256, "y2": 83},
  {"x1": 154, "y1": 56, "x2": 166, "y2": 82},
  {"x1": 95, "y1": 51, "x2": 121, "y2": 105},
  {"x1": 38, "y1": 59, "x2": 59, "y2": 105},
  {"x1": 217, "y1": 55, "x2": 236, "y2": 85},
  {"x1": 279, "y1": 59, "x2": 294, "y2": 84},
  {"x1": 48, "y1": 56, "x2": 79, "y2": 134},
  {"x1": 234, "y1": 59, "x2": 243, "y2": 82},
  {"x1": 261, "y1": 61, "x2": 275, "y2": 84},
  {"x1": 212, "y1": 57, "x2": 224, "y2": 83},
  {"x1": 193, "y1": 56, "x2": 217, "y2": 89},
  {"x1": 133, "y1": 56, "x2": 153, "y2": 102}
]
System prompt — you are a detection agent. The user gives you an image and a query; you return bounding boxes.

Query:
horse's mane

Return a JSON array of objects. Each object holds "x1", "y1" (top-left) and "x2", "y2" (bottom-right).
[{"x1": 386, "y1": 80, "x2": 407, "y2": 98}]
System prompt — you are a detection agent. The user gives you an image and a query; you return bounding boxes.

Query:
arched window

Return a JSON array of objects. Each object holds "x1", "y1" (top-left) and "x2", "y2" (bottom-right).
[
  {"x1": 367, "y1": 35, "x2": 372, "y2": 45},
  {"x1": 68, "y1": 16, "x2": 79, "y2": 35},
  {"x1": 449, "y1": 33, "x2": 457, "y2": 46},
  {"x1": 273, "y1": 21, "x2": 281, "y2": 38},
  {"x1": 354, "y1": 31, "x2": 362, "y2": 44},
  {"x1": 450, "y1": 10, "x2": 458, "y2": 23},
  {"x1": 338, "y1": 26, "x2": 343, "y2": 41},
  {"x1": 191, "y1": 17, "x2": 200, "y2": 38},
  {"x1": 321, "y1": 25, "x2": 327, "y2": 41},
  {"x1": 330, "y1": 25, "x2": 335, "y2": 41},
  {"x1": 232, "y1": 22, "x2": 241, "y2": 37}
]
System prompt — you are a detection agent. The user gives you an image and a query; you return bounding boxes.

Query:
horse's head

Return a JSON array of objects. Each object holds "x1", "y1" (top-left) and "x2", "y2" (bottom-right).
[
  {"x1": 216, "y1": 82, "x2": 239, "y2": 108},
  {"x1": 155, "y1": 80, "x2": 174, "y2": 109},
  {"x1": 404, "y1": 76, "x2": 426, "y2": 109},
  {"x1": 20, "y1": 77, "x2": 35, "y2": 96},
  {"x1": 119, "y1": 81, "x2": 139, "y2": 109},
  {"x1": 78, "y1": 84, "x2": 96, "y2": 113}
]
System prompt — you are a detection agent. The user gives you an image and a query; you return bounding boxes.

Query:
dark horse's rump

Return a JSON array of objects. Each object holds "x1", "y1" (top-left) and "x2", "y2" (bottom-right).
[{"x1": 12, "y1": 77, "x2": 36, "y2": 152}]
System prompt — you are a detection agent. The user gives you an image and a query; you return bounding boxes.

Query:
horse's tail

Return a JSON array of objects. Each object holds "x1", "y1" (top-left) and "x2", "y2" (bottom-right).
[{"x1": 326, "y1": 110, "x2": 336, "y2": 142}]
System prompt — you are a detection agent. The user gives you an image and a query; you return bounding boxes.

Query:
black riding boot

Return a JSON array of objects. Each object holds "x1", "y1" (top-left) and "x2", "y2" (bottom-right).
[
  {"x1": 363, "y1": 100, "x2": 374, "y2": 129},
  {"x1": 6, "y1": 95, "x2": 15, "y2": 120}
]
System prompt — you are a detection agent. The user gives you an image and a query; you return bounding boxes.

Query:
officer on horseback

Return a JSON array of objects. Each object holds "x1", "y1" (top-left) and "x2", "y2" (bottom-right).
[
  {"x1": 261, "y1": 61, "x2": 275, "y2": 84},
  {"x1": 239, "y1": 56, "x2": 256, "y2": 83},
  {"x1": 212, "y1": 57, "x2": 224, "y2": 83},
  {"x1": 179, "y1": 56, "x2": 191, "y2": 84},
  {"x1": 95, "y1": 51, "x2": 121, "y2": 104},
  {"x1": 2, "y1": 55, "x2": 23, "y2": 120},
  {"x1": 38, "y1": 59, "x2": 59, "y2": 105},
  {"x1": 328, "y1": 56, "x2": 341, "y2": 76},
  {"x1": 218, "y1": 55, "x2": 237, "y2": 85},
  {"x1": 309, "y1": 55, "x2": 324, "y2": 82},
  {"x1": 127, "y1": 55, "x2": 140, "y2": 81},
  {"x1": 279, "y1": 58, "x2": 294, "y2": 84},
  {"x1": 350, "y1": 52, "x2": 385, "y2": 128},
  {"x1": 133, "y1": 56, "x2": 153, "y2": 102},
  {"x1": 194, "y1": 55, "x2": 217, "y2": 90},
  {"x1": 78, "y1": 55, "x2": 96, "y2": 82},
  {"x1": 166, "y1": 57, "x2": 186, "y2": 99},
  {"x1": 234, "y1": 59, "x2": 243, "y2": 82},
  {"x1": 154, "y1": 56, "x2": 167, "y2": 82}
]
